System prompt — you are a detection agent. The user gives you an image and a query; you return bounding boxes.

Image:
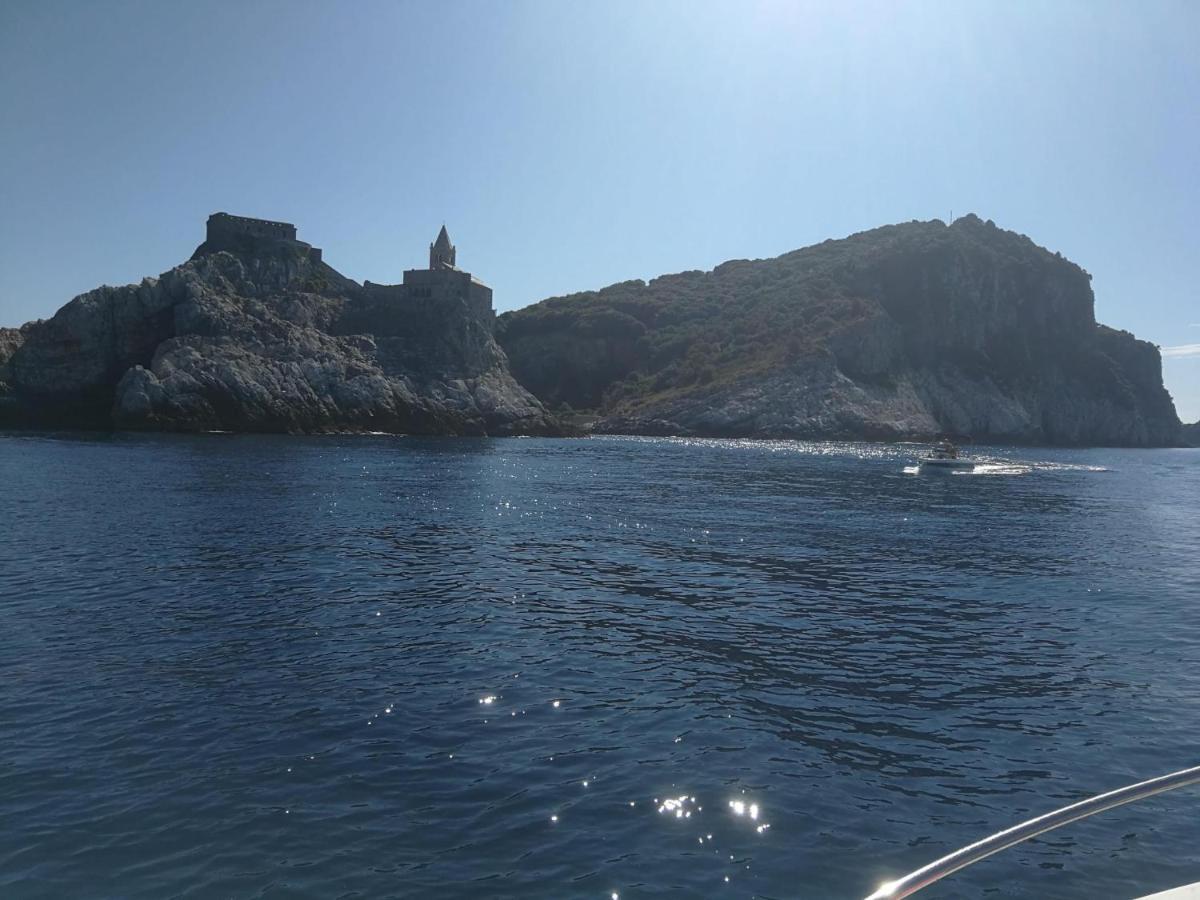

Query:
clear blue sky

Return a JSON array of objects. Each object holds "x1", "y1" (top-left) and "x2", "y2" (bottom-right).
[{"x1": 1, "y1": 0, "x2": 1197, "y2": 420}]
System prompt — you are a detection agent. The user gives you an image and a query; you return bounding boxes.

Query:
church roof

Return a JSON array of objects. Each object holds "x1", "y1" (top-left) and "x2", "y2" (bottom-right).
[{"x1": 433, "y1": 225, "x2": 453, "y2": 249}]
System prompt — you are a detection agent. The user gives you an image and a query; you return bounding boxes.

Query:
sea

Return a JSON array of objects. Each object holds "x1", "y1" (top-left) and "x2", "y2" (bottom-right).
[{"x1": 1, "y1": 433, "x2": 1197, "y2": 900}]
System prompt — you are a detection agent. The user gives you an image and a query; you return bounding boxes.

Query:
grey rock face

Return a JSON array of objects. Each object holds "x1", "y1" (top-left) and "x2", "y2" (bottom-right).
[
  {"x1": 0, "y1": 327, "x2": 25, "y2": 386},
  {"x1": 2, "y1": 240, "x2": 564, "y2": 436},
  {"x1": 501, "y1": 215, "x2": 1182, "y2": 446}
]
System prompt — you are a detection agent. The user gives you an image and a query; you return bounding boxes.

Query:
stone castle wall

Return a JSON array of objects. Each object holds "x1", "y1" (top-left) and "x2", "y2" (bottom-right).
[
  {"x1": 207, "y1": 212, "x2": 297, "y2": 244},
  {"x1": 201, "y1": 212, "x2": 321, "y2": 263},
  {"x1": 359, "y1": 269, "x2": 495, "y2": 345},
  {"x1": 401, "y1": 268, "x2": 493, "y2": 319}
]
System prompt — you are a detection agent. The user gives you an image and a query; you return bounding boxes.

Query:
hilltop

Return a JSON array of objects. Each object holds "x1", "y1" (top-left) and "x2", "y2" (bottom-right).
[{"x1": 497, "y1": 215, "x2": 1181, "y2": 446}]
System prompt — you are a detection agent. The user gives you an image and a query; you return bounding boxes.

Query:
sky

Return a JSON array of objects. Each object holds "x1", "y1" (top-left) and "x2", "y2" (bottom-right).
[{"x1": 1, "y1": 0, "x2": 1197, "y2": 420}]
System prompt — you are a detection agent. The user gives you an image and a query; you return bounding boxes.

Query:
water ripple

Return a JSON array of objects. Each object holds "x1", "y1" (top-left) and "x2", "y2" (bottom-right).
[{"x1": 1, "y1": 434, "x2": 1197, "y2": 898}]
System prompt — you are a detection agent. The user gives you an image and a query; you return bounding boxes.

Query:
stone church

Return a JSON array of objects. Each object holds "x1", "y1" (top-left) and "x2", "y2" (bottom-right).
[
  {"x1": 356, "y1": 224, "x2": 493, "y2": 321},
  {"x1": 393, "y1": 225, "x2": 493, "y2": 317}
]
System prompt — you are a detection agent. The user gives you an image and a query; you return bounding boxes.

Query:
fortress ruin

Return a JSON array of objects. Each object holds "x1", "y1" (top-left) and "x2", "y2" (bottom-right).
[
  {"x1": 202, "y1": 212, "x2": 321, "y2": 262},
  {"x1": 206, "y1": 212, "x2": 297, "y2": 243}
]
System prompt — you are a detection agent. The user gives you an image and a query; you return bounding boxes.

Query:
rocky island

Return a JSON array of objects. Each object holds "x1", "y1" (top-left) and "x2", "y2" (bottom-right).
[
  {"x1": 498, "y1": 215, "x2": 1182, "y2": 446},
  {"x1": 0, "y1": 215, "x2": 564, "y2": 436},
  {"x1": 1, "y1": 214, "x2": 1183, "y2": 445}
]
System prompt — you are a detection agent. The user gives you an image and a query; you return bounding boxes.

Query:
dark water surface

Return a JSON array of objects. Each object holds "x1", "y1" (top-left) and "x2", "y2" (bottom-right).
[{"x1": 1, "y1": 434, "x2": 1198, "y2": 899}]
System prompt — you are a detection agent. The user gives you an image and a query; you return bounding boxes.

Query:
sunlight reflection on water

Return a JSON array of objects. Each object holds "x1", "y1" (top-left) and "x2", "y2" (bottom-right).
[{"x1": 0, "y1": 433, "x2": 1194, "y2": 900}]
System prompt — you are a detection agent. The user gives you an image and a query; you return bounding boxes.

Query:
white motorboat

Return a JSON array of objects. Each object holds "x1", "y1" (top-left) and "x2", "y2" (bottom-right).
[{"x1": 917, "y1": 440, "x2": 974, "y2": 472}]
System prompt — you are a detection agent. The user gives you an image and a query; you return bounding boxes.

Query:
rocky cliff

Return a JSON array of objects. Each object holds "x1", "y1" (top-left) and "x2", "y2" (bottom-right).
[
  {"x1": 498, "y1": 216, "x2": 1181, "y2": 446},
  {"x1": 0, "y1": 231, "x2": 563, "y2": 436},
  {"x1": 1182, "y1": 422, "x2": 1200, "y2": 447}
]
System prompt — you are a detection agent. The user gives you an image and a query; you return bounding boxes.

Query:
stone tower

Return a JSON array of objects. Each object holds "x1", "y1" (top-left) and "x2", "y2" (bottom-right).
[{"x1": 429, "y1": 225, "x2": 456, "y2": 269}]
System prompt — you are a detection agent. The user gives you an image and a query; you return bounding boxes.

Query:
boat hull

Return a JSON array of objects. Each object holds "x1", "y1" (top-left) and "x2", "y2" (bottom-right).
[{"x1": 918, "y1": 458, "x2": 974, "y2": 472}]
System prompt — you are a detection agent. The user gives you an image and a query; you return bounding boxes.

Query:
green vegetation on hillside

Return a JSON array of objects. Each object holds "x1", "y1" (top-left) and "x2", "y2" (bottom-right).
[{"x1": 497, "y1": 215, "x2": 1082, "y2": 414}]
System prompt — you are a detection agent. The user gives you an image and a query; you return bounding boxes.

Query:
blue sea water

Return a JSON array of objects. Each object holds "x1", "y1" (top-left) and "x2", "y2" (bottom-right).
[{"x1": 0, "y1": 433, "x2": 1197, "y2": 900}]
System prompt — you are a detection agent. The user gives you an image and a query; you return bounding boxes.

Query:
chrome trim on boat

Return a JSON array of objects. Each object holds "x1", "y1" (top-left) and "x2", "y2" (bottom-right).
[{"x1": 864, "y1": 765, "x2": 1200, "y2": 900}]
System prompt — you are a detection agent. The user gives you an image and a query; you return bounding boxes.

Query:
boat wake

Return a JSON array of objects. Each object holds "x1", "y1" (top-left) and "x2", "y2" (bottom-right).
[
  {"x1": 1031, "y1": 461, "x2": 1110, "y2": 472},
  {"x1": 968, "y1": 461, "x2": 1032, "y2": 476},
  {"x1": 904, "y1": 460, "x2": 1109, "y2": 476}
]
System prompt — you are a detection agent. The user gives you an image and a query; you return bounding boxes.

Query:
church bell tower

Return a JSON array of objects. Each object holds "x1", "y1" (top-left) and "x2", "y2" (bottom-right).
[{"x1": 429, "y1": 225, "x2": 456, "y2": 269}]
